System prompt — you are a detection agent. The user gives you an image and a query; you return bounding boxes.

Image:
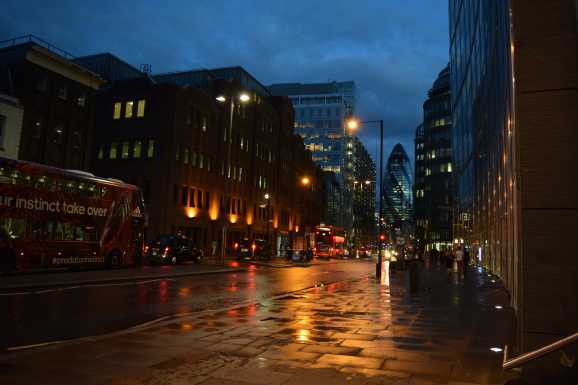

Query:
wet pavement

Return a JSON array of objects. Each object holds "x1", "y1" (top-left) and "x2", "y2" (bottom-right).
[{"x1": 0, "y1": 259, "x2": 520, "y2": 384}]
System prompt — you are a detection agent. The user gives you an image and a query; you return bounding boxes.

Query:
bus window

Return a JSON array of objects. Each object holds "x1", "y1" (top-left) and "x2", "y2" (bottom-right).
[
  {"x1": 75, "y1": 225, "x2": 84, "y2": 240},
  {"x1": 56, "y1": 222, "x2": 76, "y2": 240},
  {"x1": 6, "y1": 218, "x2": 26, "y2": 238},
  {"x1": 0, "y1": 167, "x2": 14, "y2": 184},
  {"x1": 100, "y1": 185, "x2": 108, "y2": 197},
  {"x1": 59, "y1": 179, "x2": 76, "y2": 194},
  {"x1": 31, "y1": 220, "x2": 54, "y2": 240},
  {"x1": 78, "y1": 182, "x2": 97, "y2": 197},
  {"x1": 14, "y1": 170, "x2": 30, "y2": 186},
  {"x1": 33, "y1": 174, "x2": 56, "y2": 191},
  {"x1": 82, "y1": 226, "x2": 97, "y2": 241}
]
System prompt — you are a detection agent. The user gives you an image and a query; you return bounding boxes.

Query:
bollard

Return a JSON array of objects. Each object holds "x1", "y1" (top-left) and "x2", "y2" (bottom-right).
[{"x1": 409, "y1": 260, "x2": 420, "y2": 289}]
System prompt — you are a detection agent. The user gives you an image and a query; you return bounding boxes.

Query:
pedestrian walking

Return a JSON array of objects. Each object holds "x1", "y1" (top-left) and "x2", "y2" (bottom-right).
[
  {"x1": 211, "y1": 239, "x2": 218, "y2": 256},
  {"x1": 445, "y1": 248, "x2": 454, "y2": 276},
  {"x1": 463, "y1": 248, "x2": 471, "y2": 277},
  {"x1": 455, "y1": 246, "x2": 464, "y2": 278}
]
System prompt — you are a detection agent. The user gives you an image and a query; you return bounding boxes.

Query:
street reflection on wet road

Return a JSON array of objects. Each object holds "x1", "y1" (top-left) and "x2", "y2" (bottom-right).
[{"x1": 0, "y1": 259, "x2": 376, "y2": 353}]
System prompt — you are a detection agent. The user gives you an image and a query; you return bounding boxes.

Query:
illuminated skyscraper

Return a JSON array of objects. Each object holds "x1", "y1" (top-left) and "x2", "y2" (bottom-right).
[{"x1": 383, "y1": 143, "x2": 413, "y2": 238}]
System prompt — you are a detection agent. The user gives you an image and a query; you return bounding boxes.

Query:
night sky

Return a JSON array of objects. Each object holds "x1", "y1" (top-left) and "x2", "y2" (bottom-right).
[{"x1": 1, "y1": 0, "x2": 450, "y2": 167}]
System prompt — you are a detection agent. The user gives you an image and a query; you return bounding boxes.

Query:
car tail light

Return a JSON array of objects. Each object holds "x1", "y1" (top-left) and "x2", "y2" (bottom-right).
[
  {"x1": 164, "y1": 247, "x2": 170, "y2": 254},
  {"x1": 251, "y1": 243, "x2": 257, "y2": 250},
  {"x1": 144, "y1": 246, "x2": 149, "y2": 253},
  {"x1": 234, "y1": 242, "x2": 239, "y2": 249}
]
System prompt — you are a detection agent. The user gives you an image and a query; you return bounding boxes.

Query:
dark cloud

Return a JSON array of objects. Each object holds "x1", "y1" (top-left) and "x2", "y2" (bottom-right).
[{"x1": 2, "y1": 0, "x2": 449, "y2": 166}]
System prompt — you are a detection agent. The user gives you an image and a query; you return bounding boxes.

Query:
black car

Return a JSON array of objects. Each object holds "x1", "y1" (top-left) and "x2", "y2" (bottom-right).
[
  {"x1": 144, "y1": 235, "x2": 203, "y2": 265},
  {"x1": 234, "y1": 239, "x2": 272, "y2": 261}
]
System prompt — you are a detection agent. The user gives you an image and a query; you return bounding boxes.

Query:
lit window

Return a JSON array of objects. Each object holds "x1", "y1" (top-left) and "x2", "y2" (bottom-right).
[
  {"x1": 98, "y1": 143, "x2": 104, "y2": 159},
  {"x1": 53, "y1": 121, "x2": 63, "y2": 144},
  {"x1": 113, "y1": 103, "x2": 121, "y2": 119},
  {"x1": 147, "y1": 140, "x2": 154, "y2": 158},
  {"x1": 125, "y1": 101, "x2": 134, "y2": 118},
  {"x1": 122, "y1": 141, "x2": 129, "y2": 159},
  {"x1": 109, "y1": 142, "x2": 118, "y2": 159},
  {"x1": 78, "y1": 90, "x2": 87, "y2": 106},
  {"x1": 133, "y1": 140, "x2": 141, "y2": 158},
  {"x1": 32, "y1": 115, "x2": 42, "y2": 138},
  {"x1": 137, "y1": 100, "x2": 145, "y2": 117}
]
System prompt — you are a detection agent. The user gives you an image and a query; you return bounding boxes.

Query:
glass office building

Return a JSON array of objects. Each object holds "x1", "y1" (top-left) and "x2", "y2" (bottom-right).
[
  {"x1": 268, "y1": 81, "x2": 375, "y2": 244},
  {"x1": 450, "y1": 0, "x2": 578, "y2": 377},
  {"x1": 414, "y1": 64, "x2": 453, "y2": 254},
  {"x1": 383, "y1": 143, "x2": 413, "y2": 242}
]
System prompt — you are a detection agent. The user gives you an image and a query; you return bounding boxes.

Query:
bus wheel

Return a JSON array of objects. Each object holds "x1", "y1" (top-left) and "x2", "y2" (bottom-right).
[
  {"x1": 0, "y1": 249, "x2": 16, "y2": 276},
  {"x1": 107, "y1": 250, "x2": 122, "y2": 269}
]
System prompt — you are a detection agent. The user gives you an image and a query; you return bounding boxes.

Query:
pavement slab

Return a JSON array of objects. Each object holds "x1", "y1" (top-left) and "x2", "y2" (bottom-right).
[{"x1": 0, "y1": 260, "x2": 521, "y2": 384}]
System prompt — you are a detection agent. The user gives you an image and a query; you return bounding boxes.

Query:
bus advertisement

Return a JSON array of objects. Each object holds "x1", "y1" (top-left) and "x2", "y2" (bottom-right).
[
  {"x1": 0, "y1": 157, "x2": 145, "y2": 275},
  {"x1": 313, "y1": 225, "x2": 346, "y2": 258}
]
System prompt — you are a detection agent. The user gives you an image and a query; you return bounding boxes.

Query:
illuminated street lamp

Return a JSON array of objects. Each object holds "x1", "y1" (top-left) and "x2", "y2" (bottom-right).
[
  {"x1": 216, "y1": 93, "x2": 250, "y2": 266},
  {"x1": 260, "y1": 193, "x2": 271, "y2": 262},
  {"x1": 348, "y1": 119, "x2": 384, "y2": 279}
]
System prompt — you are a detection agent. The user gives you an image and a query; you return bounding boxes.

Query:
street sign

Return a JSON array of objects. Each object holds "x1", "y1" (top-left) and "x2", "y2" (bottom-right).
[{"x1": 397, "y1": 237, "x2": 405, "y2": 246}]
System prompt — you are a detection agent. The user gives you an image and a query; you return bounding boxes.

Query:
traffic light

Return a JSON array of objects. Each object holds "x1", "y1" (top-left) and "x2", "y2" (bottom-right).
[{"x1": 380, "y1": 234, "x2": 385, "y2": 241}]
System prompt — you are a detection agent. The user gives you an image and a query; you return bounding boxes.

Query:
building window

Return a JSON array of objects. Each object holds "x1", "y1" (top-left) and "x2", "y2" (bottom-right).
[
  {"x1": 133, "y1": 140, "x2": 141, "y2": 158},
  {"x1": 147, "y1": 140, "x2": 154, "y2": 158},
  {"x1": 38, "y1": 73, "x2": 48, "y2": 92},
  {"x1": 109, "y1": 142, "x2": 118, "y2": 159},
  {"x1": 187, "y1": 107, "x2": 194, "y2": 125},
  {"x1": 53, "y1": 121, "x2": 64, "y2": 144},
  {"x1": 32, "y1": 115, "x2": 42, "y2": 138},
  {"x1": 207, "y1": 155, "x2": 212, "y2": 172},
  {"x1": 121, "y1": 141, "x2": 129, "y2": 159},
  {"x1": 113, "y1": 103, "x2": 122, "y2": 119},
  {"x1": 98, "y1": 142, "x2": 104, "y2": 159},
  {"x1": 192, "y1": 150, "x2": 198, "y2": 167},
  {"x1": 137, "y1": 100, "x2": 145, "y2": 117},
  {"x1": 184, "y1": 146, "x2": 190, "y2": 165},
  {"x1": 181, "y1": 186, "x2": 188, "y2": 206},
  {"x1": 199, "y1": 152, "x2": 205, "y2": 169},
  {"x1": 176, "y1": 143, "x2": 181, "y2": 162},
  {"x1": 125, "y1": 101, "x2": 134, "y2": 118},
  {"x1": 73, "y1": 126, "x2": 83, "y2": 149},
  {"x1": 197, "y1": 189, "x2": 203, "y2": 209},
  {"x1": 202, "y1": 115, "x2": 208, "y2": 131},
  {"x1": 77, "y1": 89, "x2": 87, "y2": 106},
  {"x1": 58, "y1": 82, "x2": 68, "y2": 99}
]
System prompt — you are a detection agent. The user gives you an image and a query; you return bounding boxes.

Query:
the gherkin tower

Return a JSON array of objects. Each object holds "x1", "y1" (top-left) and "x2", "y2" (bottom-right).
[{"x1": 383, "y1": 143, "x2": 413, "y2": 235}]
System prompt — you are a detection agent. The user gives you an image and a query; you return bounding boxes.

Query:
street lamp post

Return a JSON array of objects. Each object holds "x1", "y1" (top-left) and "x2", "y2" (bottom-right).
[
  {"x1": 216, "y1": 93, "x2": 250, "y2": 266},
  {"x1": 262, "y1": 194, "x2": 271, "y2": 262},
  {"x1": 348, "y1": 119, "x2": 384, "y2": 279}
]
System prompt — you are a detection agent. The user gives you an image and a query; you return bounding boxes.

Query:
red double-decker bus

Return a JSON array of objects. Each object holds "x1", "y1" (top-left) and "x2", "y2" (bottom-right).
[
  {"x1": 313, "y1": 225, "x2": 346, "y2": 258},
  {"x1": 0, "y1": 157, "x2": 145, "y2": 275}
]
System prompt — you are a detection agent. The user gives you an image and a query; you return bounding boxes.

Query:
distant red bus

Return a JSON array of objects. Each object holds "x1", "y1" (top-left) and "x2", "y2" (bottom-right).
[
  {"x1": 0, "y1": 157, "x2": 145, "y2": 275},
  {"x1": 313, "y1": 225, "x2": 346, "y2": 257}
]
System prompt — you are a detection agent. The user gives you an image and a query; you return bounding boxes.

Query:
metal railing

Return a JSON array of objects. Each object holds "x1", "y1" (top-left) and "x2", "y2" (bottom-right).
[{"x1": 503, "y1": 332, "x2": 578, "y2": 372}]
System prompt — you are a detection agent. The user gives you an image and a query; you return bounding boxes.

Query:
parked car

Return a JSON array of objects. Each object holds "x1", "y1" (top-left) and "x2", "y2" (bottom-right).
[
  {"x1": 234, "y1": 239, "x2": 272, "y2": 261},
  {"x1": 143, "y1": 235, "x2": 203, "y2": 265}
]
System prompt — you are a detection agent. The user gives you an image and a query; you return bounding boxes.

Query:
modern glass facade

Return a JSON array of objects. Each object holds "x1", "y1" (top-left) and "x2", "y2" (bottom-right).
[
  {"x1": 268, "y1": 81, "x2": 375, "y2": 245},
  {"x1": 450, "y1": 0, "x2": 578, "y2": 377},
  {"x1": 414, "y1": 64, "x2": 453, "y2": 254},
  {"x1": 383, "y1": 143, "x2": 413, "y2": 242}
]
